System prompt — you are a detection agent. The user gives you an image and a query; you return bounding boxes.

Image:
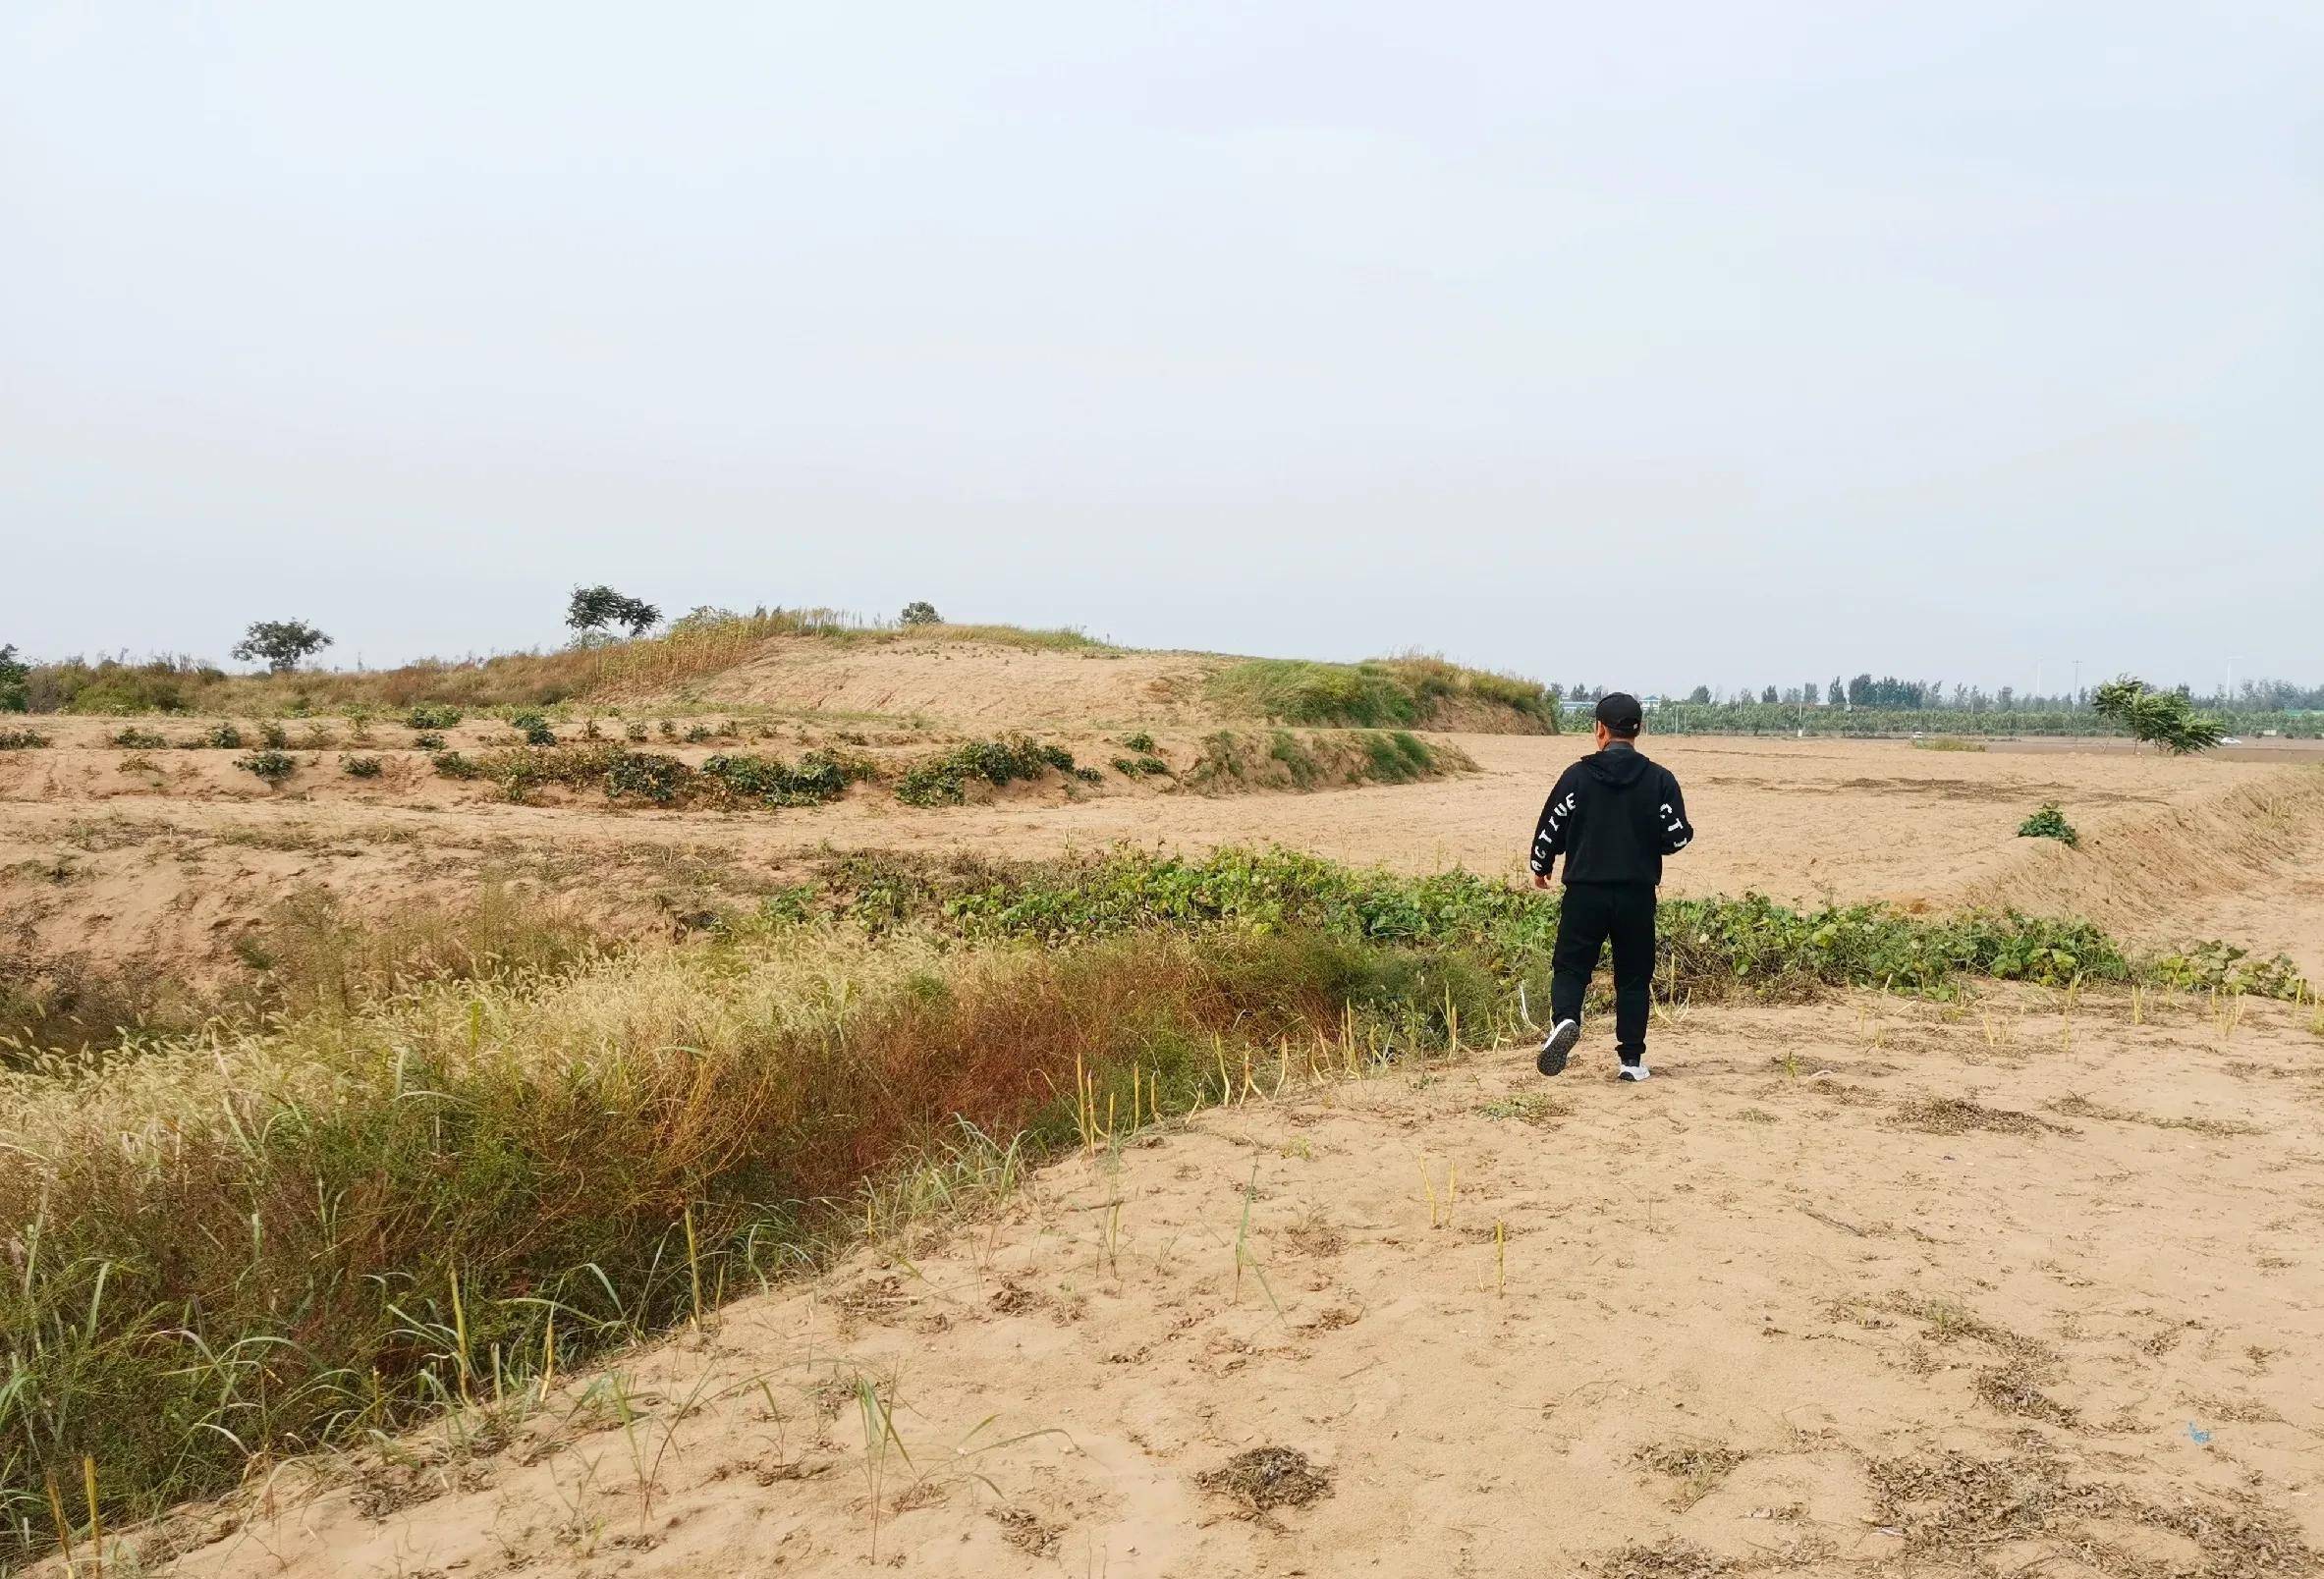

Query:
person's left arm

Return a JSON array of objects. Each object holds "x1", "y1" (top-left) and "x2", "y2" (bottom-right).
[{"x1": 1655, "y1": 768, "x2": 1693, "y2": 855}]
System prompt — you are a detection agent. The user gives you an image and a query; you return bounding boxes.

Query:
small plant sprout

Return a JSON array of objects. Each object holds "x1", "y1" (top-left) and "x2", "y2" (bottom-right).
[{"x1": 1495, "y1": 1220, "x2": 1507, "y2": 1297}]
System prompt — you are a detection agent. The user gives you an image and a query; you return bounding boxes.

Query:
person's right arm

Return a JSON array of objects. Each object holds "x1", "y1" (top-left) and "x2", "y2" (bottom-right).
[{"x1": 1529, "y1": 766, "x2": 1580, "y2": 885}]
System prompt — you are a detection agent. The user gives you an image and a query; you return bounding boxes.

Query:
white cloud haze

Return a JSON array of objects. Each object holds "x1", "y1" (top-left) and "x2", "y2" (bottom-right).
[{"x1": 3, "y1": 2, "x2": 2318, "y2": 694}]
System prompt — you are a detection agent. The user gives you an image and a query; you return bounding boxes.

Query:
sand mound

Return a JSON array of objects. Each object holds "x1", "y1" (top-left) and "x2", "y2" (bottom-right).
[
  {"x1": 684, "y1": 636, "x2": 1218, "y2": 727},
  {"x1": 1960, "y1": 764, "x2": 2324, "y2": 974}
]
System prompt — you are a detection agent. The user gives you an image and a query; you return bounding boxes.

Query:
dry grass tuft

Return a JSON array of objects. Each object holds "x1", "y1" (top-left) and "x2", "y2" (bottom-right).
[
  {"x1": 1197, "y1": 1446, "x2": 1332, "y2": 1513},
  {"x1": 989, "y1": 1504, "x2": 1063, "y2": 1554},
  {"x1": 1888, "y1": 1095, "x2": 2071, "y2": 1137},
  {"x1": 1591, "y1": 1537, "x2": 1736, "y2": 1578},
  {"x1": 1973, "y1": 1363, "x2": 2081, "y2": 1426},
  {"x1": 2049, "y1": 1092, "x2": 2263, "y2": 1138},
  {"x1": 1633, "y1": 1441, "x2": 1747, "y2": 1508}
]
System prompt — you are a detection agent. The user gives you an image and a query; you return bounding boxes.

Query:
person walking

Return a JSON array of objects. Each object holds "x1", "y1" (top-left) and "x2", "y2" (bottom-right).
[{"x1": 1527, "y1": 692, "x2": 1692, "y2": 1081}]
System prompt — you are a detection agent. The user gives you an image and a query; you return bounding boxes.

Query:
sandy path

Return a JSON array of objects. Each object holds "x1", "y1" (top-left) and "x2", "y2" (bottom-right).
[{"x1": 147, "y1": 990, "x2": 2324, "y2": 1578}]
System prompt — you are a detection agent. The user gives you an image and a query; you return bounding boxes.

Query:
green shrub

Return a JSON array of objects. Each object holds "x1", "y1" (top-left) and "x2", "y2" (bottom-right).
[
  {"x1": 509, "y1": 710, "x2": 557, "y2": 746},
  {"x1": 405, "y1": 704, "x2": 463, "y2": 731},
  {"x1": 2017, "y1": 802, "x2": 2078, "y2": 847},
  {"x1": 191, "y1": 721, "x2": 243, "y2": 750},
  {"x1": 341, "y1": 755, "x2": 383, "y2": 779},
  {"x1": 234, "y1": 750, "x2": 298, "y2": 786},
  {"x1": 1269, "y1": 730, "x2": 1322, "y2": 789},
  {"x1": 259, "y1": 722, "x2": 290, "y2": 749},
  {"x1": 896, "y1": 736, "x2": 1076, "y2": 806},
  {"x1": 413, "y1": 731, "x2": 446, "y2": 750},
  {"x1": 110, "y1": 726, "x2": 167, "y2": 749},
  {"x1": 1121, "y1": 732, "x2": 1157, "y2": 753},
  {"x1": 601, "y1": 750, "x2": 692, "y2": 804},
  {"x1": 624, "y1": 721, "x2": 648, "y2": 742},
  {"x1": 432, "y1": 750, "x2": 483, "y2": 780},
  {"x1": 0, "y1": 729, "x2": 49, "y2": 750},
  {"x1": 1112, "y1": 754, "x2": 1172, "y2": 778}
]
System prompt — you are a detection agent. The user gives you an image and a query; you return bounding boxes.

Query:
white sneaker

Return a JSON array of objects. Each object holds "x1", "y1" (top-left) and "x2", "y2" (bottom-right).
[
  {"x1": 1536, "y1": 1019, "x2": 1579, "y2": 1077},
  {"x1": 1618, "y1": 1062, "x2": 1651, "y2": 1082}
]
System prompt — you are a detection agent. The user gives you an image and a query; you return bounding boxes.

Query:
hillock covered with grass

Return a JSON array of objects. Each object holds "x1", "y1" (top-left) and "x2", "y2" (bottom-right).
[{"x1": 1204, "y1": 655, "x2": 1559, "y2": 733}]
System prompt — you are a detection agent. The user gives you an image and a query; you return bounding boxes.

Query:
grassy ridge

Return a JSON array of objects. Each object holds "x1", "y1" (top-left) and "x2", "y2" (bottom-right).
[
  {"x1": 0, "y1": 847, "x2": 2308, "y2": 1557},
  {"x1": 1206, "y1": 656, "x2": 1560, "y2": 732},
  {"x1": 15, "y1": 612, "x2": 1115, "y2": 716}
]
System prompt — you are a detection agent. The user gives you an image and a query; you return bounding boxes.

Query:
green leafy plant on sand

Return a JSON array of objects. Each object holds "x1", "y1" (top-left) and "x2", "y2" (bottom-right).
[
  {"x1": 233, "y1": 749, "x2": 299, "y2": 786},
  {"x1": 0, "y1": 729, "x2": 49, "y2": 750},
  {"x1": 895, "y1": 736, "x2": 1078, "y2": 806},
  {"x1": 2017, "y1": 802, "x2": 2078, "y2": 847}
]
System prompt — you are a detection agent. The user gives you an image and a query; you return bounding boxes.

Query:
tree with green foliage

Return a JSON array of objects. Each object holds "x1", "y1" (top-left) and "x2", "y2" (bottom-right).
[
  {"x1": 2091, "y1": 676, "x2": 2226, "y2": 755},
  {"x1": 230, "y1": 620, "x2": 332, "y2": 674},
  {"x1": 566, "y1": 585, "x2": 660, "y2": 638},
  {"x1": 0, "y1": 644, "x2": 27, "y2": 712},
  {"x1": 899, "y1": 600, "x2": 942, "y2": 626}
]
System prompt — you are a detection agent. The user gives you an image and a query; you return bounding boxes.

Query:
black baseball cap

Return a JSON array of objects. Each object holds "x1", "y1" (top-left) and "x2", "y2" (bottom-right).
[{"x1": 1593, "y1": 692, "x2": 1643, "y2": 736}]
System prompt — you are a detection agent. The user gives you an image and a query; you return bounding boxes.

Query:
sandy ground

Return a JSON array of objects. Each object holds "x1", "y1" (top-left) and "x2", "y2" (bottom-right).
[
  {"x1": 686, "y1": 637, "x2": 1218, "y2": 726},
  {"x1": 143, "y1": 988, "x2": 2324, "y2": 1579},
  {"x1": 9, "y1": 733, "x2": 2322, "y2": 982}
]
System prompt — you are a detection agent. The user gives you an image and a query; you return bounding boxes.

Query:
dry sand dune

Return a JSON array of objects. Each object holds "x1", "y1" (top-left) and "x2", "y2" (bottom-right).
[{"x1": 146, "y1": 989, "x2": 2324, "y2": 1578}]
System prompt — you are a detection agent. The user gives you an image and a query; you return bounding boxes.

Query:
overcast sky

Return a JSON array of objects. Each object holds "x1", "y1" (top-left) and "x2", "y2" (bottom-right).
[{"x1": 4, "y1": 3, "x2": 2318, "y2": 694}]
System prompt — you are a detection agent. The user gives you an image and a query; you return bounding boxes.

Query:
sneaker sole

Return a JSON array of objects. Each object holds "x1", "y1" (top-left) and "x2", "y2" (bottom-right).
[{"x1": 1536, "y1": 1021, "x2": 1579, "y2": 1077}]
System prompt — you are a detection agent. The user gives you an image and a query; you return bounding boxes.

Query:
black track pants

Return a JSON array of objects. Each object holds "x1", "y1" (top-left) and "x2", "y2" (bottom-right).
[{"x1": 1549, "y1": 882, "x2": 1657, "y2": 1062}]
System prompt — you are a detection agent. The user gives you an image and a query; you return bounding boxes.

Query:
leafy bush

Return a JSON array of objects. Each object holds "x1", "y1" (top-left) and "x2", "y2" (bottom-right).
[
  {"x1": 900, "y1": 600, "x2": 942, "y2": 626},
  {"x1": 1113, "y1": 754, "x2": 1172, "y2": 778},
  {"x1": 110, "y1": 726, "x2": 167, "y2": 749},
  {"x1": 1121, "y1": 732, "x2": 1156, "y2": 753},
  {"x1": 624, "y1": 721, "x2": 648, "y2": 742},
  {"x1": 699, "y1": 750, "x2": 875, "y2": 807},
  {"x1": 0, "y1": 729, "x2": 49, "y2": 750},
  {"x1": 192, "y1": 722, "x2": 243, "y2": 750},
  {"x1": 259, "y1": 722, "x2": 290, "y2": 749},
  {"x1": 2017, "y1": 802, "x2": 2078, "y2": 846},
  {"x1": 509, "y1": 710, "x2": 557, "y2": 746},
  {"x1": 0, "y1": 645, "x2": 27, "y2": 713},
  {"x1": 431, "y1": 750, "x2": 483, "y2": 780},
  {"x1": 2146, "y1": 940, "x2": 2306, "y2": 998},
  {"x1": 412, "y1": 731, "x2": 446, "y2": 749},
  {"x1": 234, "y1": 750, "x2": 298, "y2": 785},
  {"x1": 405, "y1": 704, "x2": 462, "y2": 731},
  {"x1": 341, "y1": 755, "x2": 383, "y2": 779},
  {"x1": 896, "y1": 736, "x2": 1077, "y2": 806}
]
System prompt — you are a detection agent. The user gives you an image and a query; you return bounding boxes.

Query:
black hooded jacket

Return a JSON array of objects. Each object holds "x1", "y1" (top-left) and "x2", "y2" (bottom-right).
[{"x1": 1528, "y1": 742, "x2": 1692, "y2": 887}]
